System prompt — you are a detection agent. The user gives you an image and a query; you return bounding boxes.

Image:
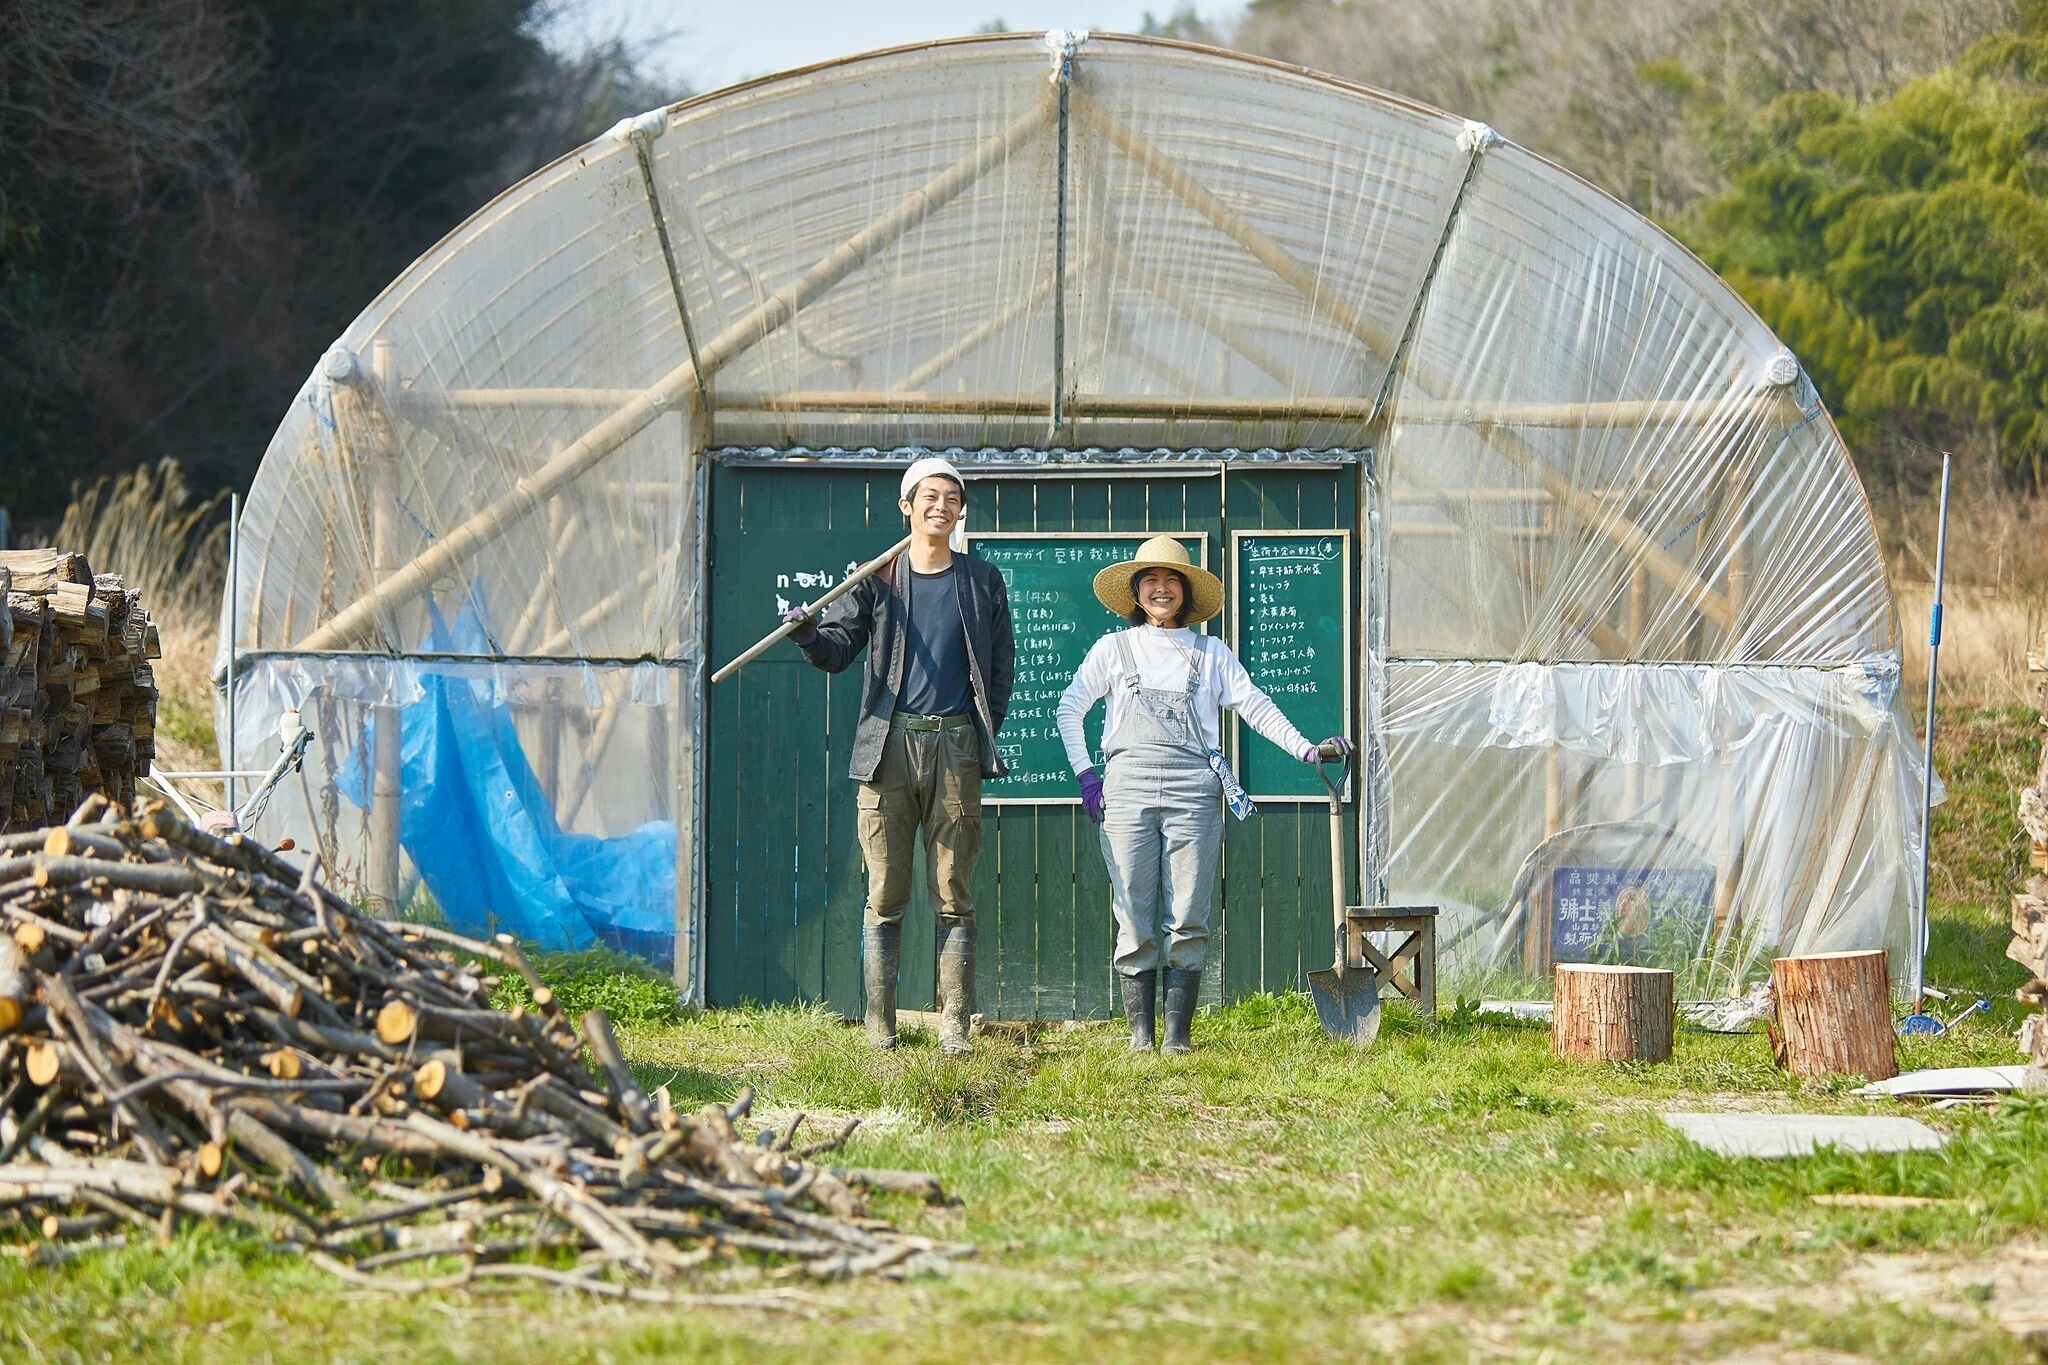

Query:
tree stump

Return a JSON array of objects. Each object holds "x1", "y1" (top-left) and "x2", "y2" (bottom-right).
[
  {"x1": 1552, "y1": 964, "x2": 1674, "y2": 1063},
  {"x1": 1770, "y1": 950, "x2": 1897, "y2": 1080}
]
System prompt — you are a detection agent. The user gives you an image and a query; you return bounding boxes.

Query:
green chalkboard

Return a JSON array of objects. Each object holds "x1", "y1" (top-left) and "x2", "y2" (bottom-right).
[
  {"x1": 968, "y1": 533, "x2": 1206, "y2": 802},
  {"x1": 1230, "y1": 530, "x2": 1351, "y2": 801}
]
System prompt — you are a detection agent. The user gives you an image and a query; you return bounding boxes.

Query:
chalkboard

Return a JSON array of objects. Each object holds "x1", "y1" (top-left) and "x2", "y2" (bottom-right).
[
  {"x1": 1230, "y1": 531, "x2": 1351, "y2": 801},
  {"x1": 967, "y1": 533, "x2": 1207, "y2": 803}
]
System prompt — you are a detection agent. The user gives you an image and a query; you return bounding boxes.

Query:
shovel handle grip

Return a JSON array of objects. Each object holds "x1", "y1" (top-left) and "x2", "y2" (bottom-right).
[{"x1": 1320, "y1": 751, "x2": 1351, "y2": 975}]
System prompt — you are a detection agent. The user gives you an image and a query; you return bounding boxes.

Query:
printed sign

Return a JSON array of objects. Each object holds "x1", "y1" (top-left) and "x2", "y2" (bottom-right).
[
  {"x1": 967, "y1": 533, "x2": 1206, "y2": 802},
  {"x1": 1550, "y1": 865, "x2": 1715, "y2": 966}
]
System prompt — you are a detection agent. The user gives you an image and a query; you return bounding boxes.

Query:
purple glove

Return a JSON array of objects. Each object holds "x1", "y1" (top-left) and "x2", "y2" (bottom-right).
[
  {"x1": 782, "y1": 604, "x2": 817, "y2": 645},
  {"x1": 1300, "y1": 735, "x2": 1354, "y2": 763},
  {"x1": 1077, "y1": 768, "x2": 1104, "y2": 823}
]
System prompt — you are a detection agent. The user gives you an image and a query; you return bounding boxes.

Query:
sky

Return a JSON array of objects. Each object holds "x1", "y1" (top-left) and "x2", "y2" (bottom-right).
[{"x1": 541, "y1": 0, "x2": 1246, "y2": 96}]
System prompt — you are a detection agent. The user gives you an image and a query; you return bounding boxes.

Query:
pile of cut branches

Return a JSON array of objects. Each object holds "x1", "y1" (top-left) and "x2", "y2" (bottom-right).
[{"x1": 0, "y1": 799, "x2": 962, "y2": 1301}]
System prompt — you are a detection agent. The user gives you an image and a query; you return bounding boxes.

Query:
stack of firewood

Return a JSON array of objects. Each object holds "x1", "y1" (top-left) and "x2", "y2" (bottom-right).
[
  {"x1": 0, "y1": 800, "x2": 962, "y2": 1294},
  {"x1": 1, "y1": 551, "x2": 160, "y2": 832}
]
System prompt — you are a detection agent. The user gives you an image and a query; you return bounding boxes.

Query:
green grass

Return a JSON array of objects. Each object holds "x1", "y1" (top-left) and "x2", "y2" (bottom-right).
[
  {"x1": 2, "y1": 707, "x2": 2041, "y2": 1362},
  {"x1": 1924, "y1": 705, "x2": 2039, "y2": 1030},
  {"x1": 495, "y1": 946, "x2": 688, "y2": 1029}
]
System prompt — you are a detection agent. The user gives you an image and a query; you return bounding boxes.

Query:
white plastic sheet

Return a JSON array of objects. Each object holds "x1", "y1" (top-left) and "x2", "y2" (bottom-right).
[{"x1": 222, "y1": 32, "x2": 1922, "y2": 998}]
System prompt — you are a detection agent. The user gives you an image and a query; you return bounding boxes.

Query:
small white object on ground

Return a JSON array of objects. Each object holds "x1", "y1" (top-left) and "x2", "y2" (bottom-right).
[
  {"x1": 1664, "y1": 1112, "x2": 1947, "y2": 1159},
  {"x1": 1851, "y1": 1065, "x2": 2026, "y2": 1098}
]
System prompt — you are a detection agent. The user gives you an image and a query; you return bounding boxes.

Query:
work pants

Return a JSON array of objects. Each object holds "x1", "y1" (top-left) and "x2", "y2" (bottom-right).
[
  {"x1": 858, "y1": 724, "x2": 982, "y2": 928},
  {"x1": 1099, "y1": 743, "x2": 1222, "y2": 974}
]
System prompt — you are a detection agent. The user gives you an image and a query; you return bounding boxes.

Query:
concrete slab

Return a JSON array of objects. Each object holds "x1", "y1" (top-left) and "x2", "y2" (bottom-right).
[{"x1": 1664, "y1": 1112, "x2": 1947, "y2": 1159}]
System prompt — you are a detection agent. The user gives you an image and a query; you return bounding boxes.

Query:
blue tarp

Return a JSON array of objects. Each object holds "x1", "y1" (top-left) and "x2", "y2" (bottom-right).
[{"x1": 339, "y1": 601, "x2": 675, "y2": 963}]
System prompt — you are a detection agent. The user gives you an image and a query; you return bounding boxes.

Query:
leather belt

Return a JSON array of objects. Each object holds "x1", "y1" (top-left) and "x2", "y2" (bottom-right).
[{"x1": 890, "y1": 712, "x2": 974, "y2": 732}]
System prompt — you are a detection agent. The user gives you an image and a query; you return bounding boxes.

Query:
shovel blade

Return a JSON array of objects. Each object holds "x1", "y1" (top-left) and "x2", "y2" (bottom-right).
[{"x1": 1308, "y1": 967, "x2": 1381, "y2": 1048}]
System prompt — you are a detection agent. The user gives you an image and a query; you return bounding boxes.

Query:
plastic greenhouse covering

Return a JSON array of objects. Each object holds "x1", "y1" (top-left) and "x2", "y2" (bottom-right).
[{"x1": 219, "y1": 31, "x2": 1926, "y2": 1005}]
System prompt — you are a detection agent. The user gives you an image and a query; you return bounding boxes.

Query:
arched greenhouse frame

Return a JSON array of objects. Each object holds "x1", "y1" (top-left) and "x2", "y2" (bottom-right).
[{"x1": 220, "y1": 31, "x2": 1924, "y2": 1015}]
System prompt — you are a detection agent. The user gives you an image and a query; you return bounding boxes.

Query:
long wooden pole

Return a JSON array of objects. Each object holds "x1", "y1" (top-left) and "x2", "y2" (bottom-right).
[
  {"x1": 294, "y1": 94, "x2": 1054, "y2": 653},
  {"x1": 701, "y1": 390, "x2": 1765, "y2": 427},
  {"x1": 710, "y1": 535, "x2": 913, "y2": 684},
  {"x1": 1073, "y1": 95, "x2": 1743, "y2": 637}
]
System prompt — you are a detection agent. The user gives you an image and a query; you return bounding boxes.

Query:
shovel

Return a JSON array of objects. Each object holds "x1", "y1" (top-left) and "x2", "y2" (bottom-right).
[{"x1": 1306, "y1": 749, "x2": 1380, "y2": 1048}]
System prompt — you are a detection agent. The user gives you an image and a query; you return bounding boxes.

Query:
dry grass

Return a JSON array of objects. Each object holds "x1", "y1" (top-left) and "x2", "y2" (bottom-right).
[
  {"x1": 1879, "y1": 472, "x2": 2048, "y2": 708},
  {"x1": 41, "y1": 458, "x2": 227, "y2": 773}
]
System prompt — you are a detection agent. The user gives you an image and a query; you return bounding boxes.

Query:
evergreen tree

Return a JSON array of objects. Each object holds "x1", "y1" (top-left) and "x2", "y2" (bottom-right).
[{"x1": 1682, "y1": 8, "x2": 2048, "y2": 485}]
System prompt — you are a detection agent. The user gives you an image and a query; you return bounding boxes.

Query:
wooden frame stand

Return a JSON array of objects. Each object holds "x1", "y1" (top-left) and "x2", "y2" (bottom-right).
[{"x1": 1342, "y1": 905, "x2": 1437, "y2": 1019}]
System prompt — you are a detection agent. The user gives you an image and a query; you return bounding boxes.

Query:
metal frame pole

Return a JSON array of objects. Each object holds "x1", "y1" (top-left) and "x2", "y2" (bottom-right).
[
  {"x1": 1049, "y1": 36, "x2": 1075, "y2": 444},
  {"x1": 226, "y1": 493, "x2": 239, "y2": 814},
  {"x1": 1914, "y1": 452, "x2": 1951, "y2": 1003}
]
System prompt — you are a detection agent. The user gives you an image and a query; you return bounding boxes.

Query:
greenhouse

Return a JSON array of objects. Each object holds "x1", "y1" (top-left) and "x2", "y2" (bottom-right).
[{"x1": 219, "y1": 30, "x2": 1924, "y2": 1017}]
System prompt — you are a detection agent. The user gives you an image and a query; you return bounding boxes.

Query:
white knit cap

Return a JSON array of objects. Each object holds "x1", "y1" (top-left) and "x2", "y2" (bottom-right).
[{"x1": 899, "y1": 457, "x2": 965, "y2": 500}]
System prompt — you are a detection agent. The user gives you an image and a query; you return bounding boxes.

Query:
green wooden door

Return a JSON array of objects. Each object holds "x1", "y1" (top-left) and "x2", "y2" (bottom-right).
[{"x1": 703, "y1": 460, "x2": 1359, "y2": 1018}]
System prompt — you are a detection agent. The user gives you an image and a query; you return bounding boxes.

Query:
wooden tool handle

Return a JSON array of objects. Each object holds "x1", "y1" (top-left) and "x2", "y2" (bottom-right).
[
  {"x1": 1321, "y1": 752, "x2": 1351, "y2": 977},
  {"x1": 710, "y1": 534, "x2": 914, "y2": 684}
]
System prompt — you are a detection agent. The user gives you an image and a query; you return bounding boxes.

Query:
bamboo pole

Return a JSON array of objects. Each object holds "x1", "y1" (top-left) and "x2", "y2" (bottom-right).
[
  {"x1": 294, "y1": 93, "x2": 1056, "y2": 652},
  {"x1": 366, "y1": 340, "x2": 404, "y2": 916},
  {"x1": 1072, "y1": 95, "x2": 1393, "y2": 358},
  {"x1": 891, "y1": 271, "x2": 1060, "y2": 395},
  {"x1": 1404, "y1": 476, "x2": 1630, "y2": 656},
  {"x1": 1073, "y1": 96, "x2": 1742, "y2": 635},
  {"x1": 404, "y1": 387, "x2": 1774, "y2": 429},
  {"x1": 711, "y1": 534, "x2": 914, "y2": 685},
  {"x1": 1108, "y1": 242, "x2": 1302, "y2": 391},
  {"x1": 540, "y1": 556, "x2": 664, "y2": 655}
]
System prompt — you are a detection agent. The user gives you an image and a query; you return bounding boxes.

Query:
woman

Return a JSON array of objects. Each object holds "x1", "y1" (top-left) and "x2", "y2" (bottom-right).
[{"x1": 1056, "y1": 535, "x2": 1349, "y2": 1054}]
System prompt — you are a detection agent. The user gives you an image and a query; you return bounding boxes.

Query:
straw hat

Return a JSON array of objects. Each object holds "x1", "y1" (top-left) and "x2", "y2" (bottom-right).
[{"x1": 1092, "y1": 535, "x2": 1224, "y2": 625}]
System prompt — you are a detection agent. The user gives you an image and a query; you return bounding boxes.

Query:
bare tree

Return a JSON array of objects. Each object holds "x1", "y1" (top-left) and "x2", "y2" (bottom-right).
[{"x1": 1232, "y1": 0, "x2": 2018, "y2": 214}]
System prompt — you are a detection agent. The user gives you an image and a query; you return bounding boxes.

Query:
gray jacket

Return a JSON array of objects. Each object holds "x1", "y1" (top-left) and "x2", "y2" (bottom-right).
[{"x1": 796, "y1": 552, "x2": 1015, "y2": 781}]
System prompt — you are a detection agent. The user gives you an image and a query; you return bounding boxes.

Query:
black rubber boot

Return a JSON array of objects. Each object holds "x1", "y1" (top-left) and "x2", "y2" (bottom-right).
[
  {"x1": 936, "y1": 920, "x2": 975, "y2": 1056},
  {"x1": 1121, "y1": 970, "x2": 1157, "y2": 1052},
  {"x1": 1161, "y1": 968, "x2": 1201, "y2": 1055},
  {"x1": 862, "y1": 922, "x2": 901, "y2": 1050}
]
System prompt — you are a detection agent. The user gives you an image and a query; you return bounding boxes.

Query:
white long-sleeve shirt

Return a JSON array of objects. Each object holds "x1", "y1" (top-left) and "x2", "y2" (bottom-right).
[{"x1": 1056, "y1": 626, "x2": 1315, "y2": 775}]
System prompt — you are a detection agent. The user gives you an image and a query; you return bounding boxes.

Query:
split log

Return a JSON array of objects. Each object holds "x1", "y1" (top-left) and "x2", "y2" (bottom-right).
[
  {"x1": 1770, "y1": 950, "x2": 1898, "y2": 1081},
  {"x1": 1551, "y1": 964, "x2": 1674, "y2": 1063},
  {"x1": 0, "y1": 553, "x2": 159, "y2": 831},
  {"x1": 0, "y1": 935, "x2": 28, "y2": 1031}
]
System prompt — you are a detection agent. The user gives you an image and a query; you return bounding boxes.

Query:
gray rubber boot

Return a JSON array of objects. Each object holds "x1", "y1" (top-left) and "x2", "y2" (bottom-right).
[
  {"x1": 936, "y1": 920, "x2": 975, "y2": 1056},
  {"x1": 1161, "y1": 968, "x2": 1201, "y2": 1055},
  {"x1": 862, "y1": 922, "x2": 901, "y2": 1050},
  {"x1": 1121, "y1": 970, "x2": 1157, "y2": 1052}
]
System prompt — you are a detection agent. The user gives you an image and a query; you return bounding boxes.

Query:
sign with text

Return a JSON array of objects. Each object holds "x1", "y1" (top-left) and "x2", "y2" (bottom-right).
[
  {"x1": 967, "y1": 533, "x2": 1207, "y2": 803},
  {"x1": 1550, "y1": 865, "x2": 1715, "y2": 966},
  {"x1": 1229, "y1": 531, "x2": 1350, "y2": 801}
]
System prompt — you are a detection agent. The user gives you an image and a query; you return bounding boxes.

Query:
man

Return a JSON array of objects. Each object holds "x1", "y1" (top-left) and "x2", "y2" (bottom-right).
[{"x1": 783, "y1": 458, "x2": 1014, "y2": 1054}]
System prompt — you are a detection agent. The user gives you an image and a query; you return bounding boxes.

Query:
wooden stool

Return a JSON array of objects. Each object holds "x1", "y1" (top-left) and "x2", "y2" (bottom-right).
[{"x1": 1342, "y1": 905, "x2": 1438, "y2": 1020}]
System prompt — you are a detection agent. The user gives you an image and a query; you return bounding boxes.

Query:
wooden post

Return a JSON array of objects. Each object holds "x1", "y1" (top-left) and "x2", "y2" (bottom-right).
[
  {"x1": 366, "y1": 338, "x2": 404, "y2": 916},
  {"x1": 1770, "y1": 950, "x2": 1898, "y2": 1080},
  {"x1": 294, "y1": 92, "x2": 1054, "y2": 653},
  {"x1": 1552, "y1": 964, "x2": 1675, "y2": 1063}
]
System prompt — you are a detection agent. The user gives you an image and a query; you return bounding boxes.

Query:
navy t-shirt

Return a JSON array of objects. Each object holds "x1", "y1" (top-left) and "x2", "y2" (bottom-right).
[{"x1": 899, "y1": 564, "x2": 972, "y2": 717}]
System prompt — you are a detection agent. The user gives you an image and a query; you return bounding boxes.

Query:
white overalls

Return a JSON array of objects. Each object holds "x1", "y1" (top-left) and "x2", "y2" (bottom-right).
[{"x1": 1098, "y1": 632, "x2": 1223, "y2": 976}]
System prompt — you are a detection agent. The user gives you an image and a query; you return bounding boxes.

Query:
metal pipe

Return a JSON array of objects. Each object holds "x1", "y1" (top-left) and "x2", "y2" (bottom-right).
[
  {"x1": 226, "y1": 493, "x2": 239, "y2": 813},
  {"x1": 1915, "y1": 452, "x2": 1952, "y2": 1003},
  {"x1": 1050, "y1": 47, "x2": 1071, "y2": 442}
]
